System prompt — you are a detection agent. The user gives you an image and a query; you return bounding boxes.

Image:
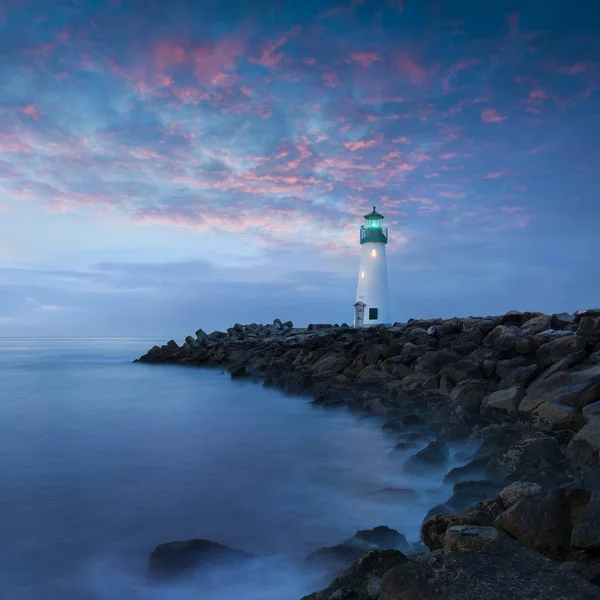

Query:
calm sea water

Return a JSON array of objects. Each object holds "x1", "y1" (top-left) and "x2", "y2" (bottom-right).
[{"x1": 0, "y1": 339, "x2": 467, "y2": 599}]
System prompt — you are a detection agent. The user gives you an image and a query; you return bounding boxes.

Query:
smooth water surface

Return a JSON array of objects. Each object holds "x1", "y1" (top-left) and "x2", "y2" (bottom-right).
[{"x1": 0, "y1": 339, "x2": 465, "y2": 599}]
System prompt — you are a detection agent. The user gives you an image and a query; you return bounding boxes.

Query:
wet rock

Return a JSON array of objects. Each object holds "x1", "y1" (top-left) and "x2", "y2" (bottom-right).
[
  {"x1": 447, "y1": 480, "x2": 501, "y2": 511},
  {"x1": 499, "y1": 481, "x2": 543, "y2": 508},
  {"x1": 352, "y1": 526, "x2": 409, "y2": 551},
  {"x1": 443, "y1": 455, "x2": 490, "y2": 484},
  {"x1": 380, "y1": 537, "x2": 600, "y2": 600},
  {"x1": 519, "y1": 365, "x2": 600, "y2": 413},
  {"x1": 566, "y1": 417, "x2": 600, "y2": 472},
  {"x1": 536, "y1": 335, "x2": 588, "y2": 368},
  {"x1": 404, "y1": 441, "x2": 449, "y2": 474},
  {"x1": 302, "y1": 549, "x2": 408, "y2": 600},
  {"x1": 483, "y1": 386, "x2": 526, "y2": 414},
  {"x1": 583, "y1": 401, "x2": 600, "y2": 423},
  {"x1": 571, "y1": 491, "x2": 600, "y2": 550},
  {"x1": 494, "y1": 489, "x2": 572, "y2": 556},
  {"x1": 444, "y1": 525, "x2": 504, "y2": 552},
  {"x1": 486, "y1": 437, "x2": 564, "y2": 485},
  {"x1": 148, "y1": 539, "x2": 256, "y2": 579}
]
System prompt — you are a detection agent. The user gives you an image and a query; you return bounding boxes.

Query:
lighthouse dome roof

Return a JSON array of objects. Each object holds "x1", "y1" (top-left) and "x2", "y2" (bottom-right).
[{"x1": 364, "y1": 206, "x2": 384, "y2": 219}]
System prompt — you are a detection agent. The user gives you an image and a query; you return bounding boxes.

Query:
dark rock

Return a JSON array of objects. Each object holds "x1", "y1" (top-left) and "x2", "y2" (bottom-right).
[
  {"x1": 421, "y1": 498, "x2": 505, "y2": 550},
  {"x1": 485, "y1": 325, "x2": 520, "y2": 352},
  {"x1": 520, "y1": 315, "x2": 551, "y2": 336},
  {"x1": 404, "y1": 441, "x2": 449, "y2": 474},
  {"x1": 536, "y1": 335, "x2": 588, "y2": 368},
  {"x1": 229, "y1": 365, "x2": 250, "y2": 379},
  {"x1": 494, "y1": 489, "x2": 572, "y2": 556},
  {"x1": 413, "y1": 350, "x2": 461, "y2": 374},
  {"x1": 443, "y1": 455, "x2": 490, "y2": 484},
  {"x1": 575, "y1": 309, "x2": 600, "y2": 322},
  {"x1": 353, "y1": 526, "x2": 409, "y2": 551},
  {"x1": 497, "y1": 364, "x2": 539, "y2": 390},
  {"x1": 483, "y1": 386, "x2": 526, "y2": 414},
  {"x1": 495, "y1": 357, "x2": 528, "y2": 378},
  {"x1": 583, "y1": 401, "x2": 600, "y2": 423},
  {"x1": 148, "y1": 539, "x2": 255, "y2": 579},
  {"x1": 577, "y1": 316, "x2": 600, "y2": 343},
  {"x1": 450, "y1": 379, "x2": 486, "y2": 410},
  {"x1": 380, "y1": 537, "x2": 600, "y2": 600},
  {"x1": 567, "y1": 417, "x2": 600, "y2": 472},
  {"x1": 498, "y1": 481, "x2": 543, "y2": 508},
  {"x1": 519, "y1": 365, "x2": 600, "y2": 413},
  {"x1": 486, "y1": 437, "x2": 565, "y2": 485},
  {"x1": 447, "y1": 480, "x2": 502, "y2": 511},
  {"x1": 568, "y1": 552, "x2": 600, "y2": 586},
  {"x1": 571, "y1": 491, "x2": 600, "y2": 550},
  {"x1": 302, "y1": 549, "x2": 407, "y2": 600},
  {"x1": 441, "y1": 359, "x2": 483, "y2": 384},
  {"x1": 444, "y1": 525, "x2": 504, "y2": 552},
  {"x1": 536, "y1": 401, "x2": 585, "y2": 431}
]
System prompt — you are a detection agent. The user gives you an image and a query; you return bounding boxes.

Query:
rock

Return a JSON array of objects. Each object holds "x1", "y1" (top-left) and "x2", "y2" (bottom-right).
[
  {"x1": 447, "y1": 480, "x2": 501, "y2": 511},
  {"x1": 577, "y1": 316, "x2": 600, "y2": 343},
  {"x1": 486, "y1": 437, "x2": 564, "y2": 485},
  {"x1": 195, "y1": 328, "x2": 209, "y2": 341},
  {"x1": 571, "y1": 491, "x2": 600, "y2": 550},
  {"x1": 583, "y1": 401, "x2": 600, "y2": 423},
  {"x1": 514, "y1": 336, "x2": 536, "y2": 354},
  {"x1": 450, "y1": 379, "x2": 486, "y2": 410},
  {"x1": 148, "y1": 539, "x2": 255, "y2": 579},
  {"x1": 304, "y1": 526, "x2": 409, "y2": 577},
  {"x1": 302, "y1": 549, "x2": 407, "y2": 600},
  {"x1": 413, "y1": 350, "x2": 460, "y2": 374},
  {"x1": 520, "y1": 315, "x2": 551, "y2": 336},
  {"x1": 494, "y1": 489, "x2": 572, "y2": 556},
  {"x1": 499, "y1": 481, "x2": 544, "y2": 508},
  {"x1": 568, "y1": 552, "x2": 600, "y2": 586},
  {"x1": 444, "y1": 525, "x2": 504, "y2": 552},
  {"x1": 404, "y1": 441, "x2": 449, "y2": 474},
  {"x1": 536, "y1": 335, "x2": 588, "y2": 368},
  {"x1": 380, "y1": 537, "x2": 600, "y2": 600},
  {"x1": 519, "y1": 366, "x2": 600, "y2": 413},
  {"x1": 485, "y1": 325, "x2": 520, "y2": 352},
  {"x1": 536, "y1": 401, "x2": 585, "y2": 431},
  {"x1": 441, "y1": 359, "x2": 483, "y2": 384},
  {"x1": 483, "y1": 386, "x2": 526, "y2": 414},
  {"x1": 443, "y1": 455, "x2": 490, "y2": 484},
  {"x1": 575, "y1": 308, "x2": 600, "y2": 322},
  {"x1": 421, "y1": 498, "x2": 505, "y2": 550},
  {"x1": 566, "y1": 417, "x2": 600, "y2": 472},
  {"x1": 497, "y1": 364, "x2": 539, "y2": 390},
  {"x1": 495, "y1": 357, "x2": 528, "y2": 378}
]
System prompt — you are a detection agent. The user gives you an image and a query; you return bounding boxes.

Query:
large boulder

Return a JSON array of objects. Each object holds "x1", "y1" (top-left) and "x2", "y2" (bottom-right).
[
  {"x1": 486, "y1": 437, "x2": 565, "y2": 485},
  {"x1": 577, "y1": 316, "x2": 600, "y2": 343},
  {"x1": 494, "y1": 489, "x2": 572, "y2": 556},
  {"x1": 483, "y1": 387, "x2": 526, "y2": 414},
  {"x1": 441, "y1": 359, "x2": 483, "y2": 384},
  {"x1": 380, "y1": 537, "x2": 600, "y2": 600},
  {"x1": 497, "y1": 364, "x2": 539, "y2": 390},
  {"x1": 498, "y1": 481, "x2": 543, "y2": 508},
  {"x1": 302, "y1": 549, "x2": 408, "y2": 600},
  {"x1": 148, "y1": 539, "x2": 255, "y2": 579},
  {"x1": 421, "y1": 498, "x2": 505, "y2": 550},
  {"x1": 303, "y1": 526, "x2": 409, "y2": 577},
  {"x1": 536, "y1": 335, "x2": 588, "y2": 368},
  {"x1": 536, "y1": 401, "x2": 586, "y2": 431},
  {"x1": 583, "y1": 401, "x2": 600, "y2": 423},
  {"x1": 485, "y1": 325, "x2": 520, "y2": 352},
  {"x1": 404, "y1": 441, "x2": 449, "y2": 474},
  {"x1": 566, "y1": 417, "x2": 600, "y2": 472},
  {"x1": 450, "y1": 379, "x2": 486, "y2": 410},
  {"x1": 571, "y1": 491, "x2": 600, "y2": 551},
  {"x1": 519, "y1": 365, "x2": 600, "y2": 413},
  {"x1": 444, "y1": 525, "x2": 504, "y2": 553}
]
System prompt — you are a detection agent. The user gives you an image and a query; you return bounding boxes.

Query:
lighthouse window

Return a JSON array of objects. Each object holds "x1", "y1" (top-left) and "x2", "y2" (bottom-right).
[
  {"x1": 369, "y1": 308, "x2": 378, "y2": 320},
  {"x1": 360, "y1": 271, "x2": 365, "y2": 279},
  {"x1": 371, "y1": 249, "x2": 377, "y2": 257}
]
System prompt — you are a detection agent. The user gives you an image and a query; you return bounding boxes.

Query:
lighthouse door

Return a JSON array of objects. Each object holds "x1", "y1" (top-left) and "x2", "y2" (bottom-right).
[{"x1": 353, "y1": 302, "x2": 365, "y2": 327}]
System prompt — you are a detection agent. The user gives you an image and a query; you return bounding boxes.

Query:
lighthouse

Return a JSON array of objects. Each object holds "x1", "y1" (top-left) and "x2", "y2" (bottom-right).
[{"x1": 353, "y1": 206, "x2": 391, "y2": 327}]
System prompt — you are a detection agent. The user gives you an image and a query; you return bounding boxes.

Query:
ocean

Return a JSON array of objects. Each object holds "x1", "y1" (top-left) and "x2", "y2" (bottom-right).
[{"x1": 0, "y1": 338, "x2": 469, "y2": 599}]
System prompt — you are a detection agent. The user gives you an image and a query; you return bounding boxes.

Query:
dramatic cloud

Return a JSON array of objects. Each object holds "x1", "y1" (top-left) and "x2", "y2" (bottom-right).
[{"x1": 0, "y1": 0, "x2": 599, "y2": 335}]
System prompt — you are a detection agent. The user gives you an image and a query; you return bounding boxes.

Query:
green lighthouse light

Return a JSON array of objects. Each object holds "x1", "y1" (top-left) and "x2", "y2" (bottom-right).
[{"x1": 360, "y1": 206, "x2": 388, "y2": 244}]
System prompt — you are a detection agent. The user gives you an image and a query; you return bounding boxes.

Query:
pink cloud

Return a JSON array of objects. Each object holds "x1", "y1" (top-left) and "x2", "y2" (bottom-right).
[
  {"x1": 153, "y1": 42, "x2": 187, "y2": 72},
  {"x1": 529, "y1": 89, "x2": 548, "y2": 100},
  {"x1": 499, "y1": 205, "x2": 525, "y2": 213},
  {"x1": 393, "y1": 136, "x2": 410, "y2": 143},
  {"x1": 441, "y1": 153, "x2": 456, "y2": 159},
  {"x1": 348, "y1": 52, "x2": 383, "y2": 67},
  {"x1": 395, "y1": 53, "x2": 430, "y2": 84},
  {"x1": 549, "y1": 62, "x2": 594, "y2": 75},
  {"x1": 20, "y1": 105, "x2": 41, "y2": 119},
  {"x1": 483, "y1": 171, "x2": 506, "y2": 179},
  {"x1": 343, "y1": 139, "x2": 377, "y2": 151},
  {"x1": 481, "y1": 108, "x2": 507, "y2": 123},
  {"x1": 248, "y1": 36, "x2": 287, "y2": 69},
  {"x1": 322, "y1": 72, "x2": 339, "y2": 87}
]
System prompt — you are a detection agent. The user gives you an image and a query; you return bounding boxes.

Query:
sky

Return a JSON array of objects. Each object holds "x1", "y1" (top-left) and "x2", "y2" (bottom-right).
[{"x1": 0, "y1": 0, "x2": 599, "y2": 337}]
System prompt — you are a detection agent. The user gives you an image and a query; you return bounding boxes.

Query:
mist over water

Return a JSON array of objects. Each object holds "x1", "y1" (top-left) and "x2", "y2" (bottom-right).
[{"x1": 0, "y1": 339, "x2": 476, "y2": 599}]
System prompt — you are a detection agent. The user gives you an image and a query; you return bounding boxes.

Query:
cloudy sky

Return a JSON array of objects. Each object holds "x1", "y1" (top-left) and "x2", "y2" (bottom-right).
[{"x1": 0, "y1": 0, "x2": 598, "y2": 337}]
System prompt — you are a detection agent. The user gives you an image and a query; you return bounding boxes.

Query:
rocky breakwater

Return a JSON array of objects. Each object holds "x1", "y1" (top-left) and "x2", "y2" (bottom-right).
[{"x1": 137, "y1": 309, "x2": 600, "y2": 599}]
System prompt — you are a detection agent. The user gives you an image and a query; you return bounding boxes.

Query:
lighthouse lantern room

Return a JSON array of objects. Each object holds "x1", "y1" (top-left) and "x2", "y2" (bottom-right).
[{"x1": 354, "y1": 206, "x2": 391, "y2": 327}]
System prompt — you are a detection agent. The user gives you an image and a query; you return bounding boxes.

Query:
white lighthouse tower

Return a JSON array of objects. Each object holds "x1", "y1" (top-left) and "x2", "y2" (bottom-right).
[{"x1": 353, "y1": 206, "x2": 391, "y2": 327}]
